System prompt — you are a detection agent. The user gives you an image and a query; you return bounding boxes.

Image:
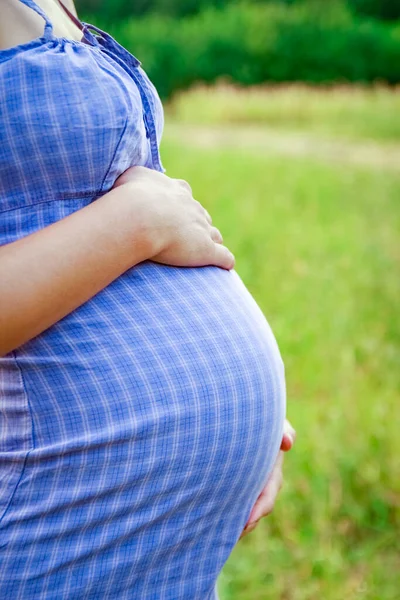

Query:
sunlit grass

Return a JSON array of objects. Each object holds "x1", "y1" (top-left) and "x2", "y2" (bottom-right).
[
  {"x1": 167, "y1": 83, "x2": 400, "y2": 143},
  {"x1": 161, "y1": 92, "x2": 400, "y2": 599}
]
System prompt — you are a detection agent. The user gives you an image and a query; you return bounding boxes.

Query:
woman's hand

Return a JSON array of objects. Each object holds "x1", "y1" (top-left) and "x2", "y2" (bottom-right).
[
  {"x1": 114, "y1": 166, "x2": 235, "y2": 270},
  {"x1": 0, "y1": 164, "x2": 234, "y2": 355},
  {"x1": 240, "y1": 419, "x2": 296, "y2": 539}
]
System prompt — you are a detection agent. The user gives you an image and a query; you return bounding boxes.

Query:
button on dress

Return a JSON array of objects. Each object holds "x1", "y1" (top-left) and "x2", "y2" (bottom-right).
[{"x1": 0, "y1": 2, "x2": 286, "y2": 598}]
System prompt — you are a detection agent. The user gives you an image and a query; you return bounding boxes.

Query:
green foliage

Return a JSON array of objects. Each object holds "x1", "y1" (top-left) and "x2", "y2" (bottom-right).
[
  {"x1": 348, "y1": 0, "x2": 400, "y2": 21},
  {"x1": 87, "y1": 2, "x2": 400, "y2": 98},
  {"x1": 76, "y1": 0, "x2": 210, "y2": 19},
  {"x1": 76, "y1": 0, "x2": 400, "y2": 21},
  {"x1": 76, "y1": 0, "x2": 300, "y2": 20}
]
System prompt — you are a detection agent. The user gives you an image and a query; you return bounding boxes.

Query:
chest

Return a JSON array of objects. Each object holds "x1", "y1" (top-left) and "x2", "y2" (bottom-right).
[
  {"x1": 0, "y1": 1, "x2": 165, "y2": 214},
  {"x1": 0, "y1": 47, "x2": 164, "y2": 213}
]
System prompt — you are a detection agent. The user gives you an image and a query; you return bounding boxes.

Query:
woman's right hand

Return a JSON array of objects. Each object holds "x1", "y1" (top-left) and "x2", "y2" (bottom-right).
[{"x1": 114, "y1": 166, "x2": 235, "y2": 270}]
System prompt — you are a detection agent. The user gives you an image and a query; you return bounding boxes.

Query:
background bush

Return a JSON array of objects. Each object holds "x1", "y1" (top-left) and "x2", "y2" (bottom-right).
[
  {"x1": 76, "y1": 0, "x2": 400, "y2": 21},
  {"x1": 77, "y1": 0, "x2": 302, "y2": 20},
  {"x1": 79, "y1": 1, "x2": 400, "y2": 98},
  {"x1": 348, "y1": 0, "x2": 400, "y2": 21}
]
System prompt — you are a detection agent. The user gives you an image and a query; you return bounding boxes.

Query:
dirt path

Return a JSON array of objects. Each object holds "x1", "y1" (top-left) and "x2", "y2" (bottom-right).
[{"x1": 165, "y1": 123, "x2": 400, "y2": 172}]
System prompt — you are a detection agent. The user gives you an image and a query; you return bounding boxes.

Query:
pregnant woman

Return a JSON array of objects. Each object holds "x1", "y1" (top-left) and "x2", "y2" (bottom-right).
[{"x1": 0, "y1": 1, "x2": 291, "y2": 598}]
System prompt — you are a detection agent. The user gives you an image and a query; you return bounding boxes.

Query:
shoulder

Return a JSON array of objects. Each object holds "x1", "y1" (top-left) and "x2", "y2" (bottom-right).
[{"x1": 0, "y1": 1, "x2": 44, "y2": 50}]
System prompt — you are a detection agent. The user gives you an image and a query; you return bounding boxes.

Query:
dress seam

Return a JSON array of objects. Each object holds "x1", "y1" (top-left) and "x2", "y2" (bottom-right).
[
  {"x1": 12, "y1": 350, "x2": 36, "y2": 450},
  {"x1": 0, "y1": 192, "x2": 105, "y2": 215},
  {"x1": 100, "y1": 117, "x2": 129, "y2": 192},
  {"x1": 0, "y1": 352, "x2": 35, "y2": 526}
]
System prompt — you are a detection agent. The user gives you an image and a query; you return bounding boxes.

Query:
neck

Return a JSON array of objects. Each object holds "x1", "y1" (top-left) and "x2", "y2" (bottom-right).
[{"x1": 0, "y1": 0, "x2": 83, "y2": 51}]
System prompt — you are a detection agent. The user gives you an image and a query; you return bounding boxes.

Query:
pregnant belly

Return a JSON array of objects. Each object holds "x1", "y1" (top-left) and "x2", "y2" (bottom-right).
[{"x1": 0, "y1": 263, "x2": 285, "y2": 588}]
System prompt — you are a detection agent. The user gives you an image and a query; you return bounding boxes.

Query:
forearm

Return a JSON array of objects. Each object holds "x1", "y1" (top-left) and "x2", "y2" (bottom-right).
[{"x1": 0, "y1": 185, "x2": 157, "y2": 356}]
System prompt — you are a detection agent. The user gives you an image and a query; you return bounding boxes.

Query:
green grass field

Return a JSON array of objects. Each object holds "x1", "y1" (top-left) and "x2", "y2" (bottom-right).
[
  {"x1": 162, "y1": 86, "x2": 400, "y2": 600},
  {"x1": 168, "y1": 84, "x2": 400, "y2": 143}
]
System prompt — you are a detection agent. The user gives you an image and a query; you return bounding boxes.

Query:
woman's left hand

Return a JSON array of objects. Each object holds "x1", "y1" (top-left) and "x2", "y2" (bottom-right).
[{"x1": 240, "y1": 419, "x2": 296, "y2": 538}]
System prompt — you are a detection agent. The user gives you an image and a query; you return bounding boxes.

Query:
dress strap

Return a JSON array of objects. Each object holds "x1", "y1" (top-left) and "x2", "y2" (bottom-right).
[
  {"x1": 17, "y1": 0, "x2": 53, "y2": 39},
  {"x1": 56, "y1": 1, "x2": 101, "y2": 47}
]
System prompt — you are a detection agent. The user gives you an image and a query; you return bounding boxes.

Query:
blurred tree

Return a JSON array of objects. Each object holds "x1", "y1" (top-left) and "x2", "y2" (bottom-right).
[
  {"x1": 76, "y1": 0, "x2": 303, "y2": 20},
  {"x1": 348, "y1": 0, "x2": 400, "y2": 21},
  {"x1": 76, "y1": 0, "x2": 400, "y2": 23},
  {"x1": 76, "y1": 0, "x2": 220, "y2": 19}
]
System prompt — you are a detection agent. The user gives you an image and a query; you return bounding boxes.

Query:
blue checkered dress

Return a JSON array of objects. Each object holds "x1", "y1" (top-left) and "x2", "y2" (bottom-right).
[{"x1": 0, "y1": 1, "x2": 286, "y2": 598}]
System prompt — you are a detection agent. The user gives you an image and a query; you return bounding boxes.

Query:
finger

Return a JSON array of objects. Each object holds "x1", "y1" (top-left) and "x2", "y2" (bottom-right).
[
  {"x1": 246, "y1": 453, "x2": 284, "y2": 524},
  {"x1": 213, "y1": 244, "x2": 235, "y2": 270},
  {"x1": 268, "y1": 449, "x2": 284, "y2": 474},
  {"x1": 280, "y1": 419, "x2": 296, "y2": 451},
  {"x1": 247, "y1": 477, "x2": 282, "y2": 524},
  {"x1": 210, "y1": 226, "x2": 223, "y2": 244},
  {"x1": 204, "y1": 209, "x2": 213, "y2": 225},
  {"x1": 176, "y1": 178, "x2": 192, "y2": 195},
  {"x1": 285, "y1": 419, "x2": 296, "y2": 442},
  {"x1": 240, "y1": 520, "x2": 258, "y2": 539},
  {"x1": 280, "y1": 433, "x2": 293, "y2": 452}
]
